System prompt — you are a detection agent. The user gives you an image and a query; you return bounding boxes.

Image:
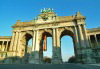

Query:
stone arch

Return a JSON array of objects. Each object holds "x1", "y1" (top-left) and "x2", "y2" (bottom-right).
[
  {"x1": 60, "y1": 29, "x2": 74, "y2": 39},
  {"x1": 39, "y1": 30, "x2": 52, "y2": 63},
  {"x1": 39, "y1": 31, "x2": 52, "y2": 52},
  {"x1": 59, "y1": 27, "x2": 74, "y2": 38},
  {"x1": 21, "y1": 31, "x2": 33, "y2": 39},
  {"x1": 38, "y1": 29, "x2": 53, "y2": 42},
  {"x1": 59, "y1": 28, "x2": 77, "y2": 62},
  {"x1": 19, "y1": 32, "x2": 33, "y2": 63},
  {"x1": 20, "y1": 33, "x2": 33, "y2": 53}
]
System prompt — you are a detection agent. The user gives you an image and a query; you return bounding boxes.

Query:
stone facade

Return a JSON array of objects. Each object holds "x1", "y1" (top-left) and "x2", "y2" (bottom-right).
[{"x1": 0, "y1": 8, "x2": 100, "y2": 64}]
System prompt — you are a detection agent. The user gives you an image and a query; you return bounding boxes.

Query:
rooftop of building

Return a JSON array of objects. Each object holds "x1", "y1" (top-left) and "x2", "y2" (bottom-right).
[
  {"x1": 0, "y1": 36, "x2": 11, "y2": 39},
  {"x1": 12, "y1": 8, "x2": 85, "y2": 27},
  {"x1": 87, "y1": 27, "x2": 100, "y2": 33}
]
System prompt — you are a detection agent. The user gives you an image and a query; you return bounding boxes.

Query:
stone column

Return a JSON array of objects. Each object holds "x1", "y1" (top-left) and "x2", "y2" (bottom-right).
[
  {"x1": 73, "y1": 26, "x2": 81, "y2": 62},
  {"x1": 3, "y1": 41, "x2": 6, "y2": 51},
  {"x1": 77, "y1": 24, "x2": 87, "y2": 63},
  {"x1": 17, "y1": 32, "x2": 21, "y2": 56},
  {"x1": 0, "y1": 41, "x2": 2, "y2": 51},
  {"x1": 5, "y1": 41, "x2": 9, "y2": 51},
  {"x1": 29, "y1": 30, "x2": 40, "y2": 64},
  {"x1": 87, "y1": 35, "x2": 96, "y2": 63},
  {"x1": 2, "y1": 41, "x2": 4, "y2": 51},
  {"x1": 35, "y1": 30, "x2": 39, "y2": 51},
  {"x1": 56, "y1": 28, "x2": 60, "y2": 47},
  {"x1": 32, "y1": 31, "x2": 36, "y2": 51},
  {"x1": 56, "y1": 28, "x2": 62, "y2": 63},
  {"x1": 29, "y1": 31, "x2": 36, "y2": 63},
  {"x1": 94, "y1": 34, "x2": 99, "y2": 46},
  {"x1": 88, "y1": 35, "x2": 92, "y2": 48},
  {"x1": 78, "y1": 25, "x2": 85, "y2": 48},
  {"x1": 53, "y1": 28, "x2": 56, "y2": 46},
  {"x1": 74, "y1": 26, "x2": 80, "y2": 48},
  {"x1": 9, "y1": 32, "x2": 15, "y2": 51},
  {"x1": 52, "y1": 28, "x2": 62, "y2": 64},
  {"x1": 13, "y1": 32, "x2": 19, "y2": 56},
  {"x1": 82, "y1": 25, "x2": 90, "y2": 48},
  {"x1": 79, "y1": 25, "x2": 95, "y2": 63},
  {"x1": 52, "y1": 28, "x2": 56, "y2": 63},
  {"x1": 14, "y1": 32, "x2": 19, "y2": 51}
]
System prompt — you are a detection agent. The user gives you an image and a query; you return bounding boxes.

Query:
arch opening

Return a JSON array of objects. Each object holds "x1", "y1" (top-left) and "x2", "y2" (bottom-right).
[
  {"x1": 21, "y1": 33, "x2": 33, "y2": 63},
  {"x1": 60, "y1": 30, "x2": 76, "y2": 63},
  {"x1": 40, "y1": 32, "x2": 52, "y2": 63}
]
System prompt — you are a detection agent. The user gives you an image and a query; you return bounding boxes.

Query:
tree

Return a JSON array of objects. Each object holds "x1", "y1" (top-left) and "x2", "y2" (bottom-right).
[
  {"x1": 43, "y1": 56, "x2": 51, "y2": 63},
  {"x1": 68, "y1": 56, "x2": 76, "y2": 63}
]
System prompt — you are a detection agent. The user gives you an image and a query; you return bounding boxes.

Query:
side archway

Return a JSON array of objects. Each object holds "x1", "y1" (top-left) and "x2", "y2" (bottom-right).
[
  {"x1": 39, "y1": 31, "x2": 52, "y2": 63},
  {"x1": 20, "y1": 33, "x2": 33, "y2": 63}
]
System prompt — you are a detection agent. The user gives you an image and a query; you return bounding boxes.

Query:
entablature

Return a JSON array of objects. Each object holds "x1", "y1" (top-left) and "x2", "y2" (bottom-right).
[
  {"x1": 87, "y1": 28, "x2": 100, "y2": 35},
  {"x1": 0, "y1": 36, "x2": 11, "y2": 41}
]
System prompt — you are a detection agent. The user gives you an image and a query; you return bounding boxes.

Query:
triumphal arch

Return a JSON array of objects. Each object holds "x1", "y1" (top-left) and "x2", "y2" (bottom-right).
[{"x1": 0, "y1": 8, "x2": 100, "y2": 64}]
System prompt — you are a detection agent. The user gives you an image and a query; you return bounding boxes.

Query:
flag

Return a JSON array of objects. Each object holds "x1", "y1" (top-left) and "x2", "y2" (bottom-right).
[{"x1": 43, "y1": 34, "x2": 47, "y2": 51}]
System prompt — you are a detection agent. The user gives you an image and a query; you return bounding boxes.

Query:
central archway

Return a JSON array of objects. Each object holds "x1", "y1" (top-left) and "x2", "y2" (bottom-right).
[{"x1": 60, "y1": 30, "x2": 76, "y2": 63}]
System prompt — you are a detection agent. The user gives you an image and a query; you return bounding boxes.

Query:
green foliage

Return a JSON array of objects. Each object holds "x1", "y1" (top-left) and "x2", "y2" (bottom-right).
[
  {"x1": 68, "y1": 56, "x2": 77, "y2": 63},
  {"x1": 43, "y1": 57, "x2": 51, "y2": 63}
]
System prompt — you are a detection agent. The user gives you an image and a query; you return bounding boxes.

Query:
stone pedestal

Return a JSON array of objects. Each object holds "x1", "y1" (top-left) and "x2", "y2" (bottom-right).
[
  {"x1": 52, "y1": 28, "x2": 62, "y2": 64},
  {"x1": 29, "y1": 51, "x2": 40, "y2": 64},
  {"x1": 81, "y1": 48, "x2": 96, "y2": 64},
  {"x1": 52, "y1": 47, "x2": 62, "y2": 64},
  {"x1": 29, "y1": 30, "x2": 40, "y2": 64}
]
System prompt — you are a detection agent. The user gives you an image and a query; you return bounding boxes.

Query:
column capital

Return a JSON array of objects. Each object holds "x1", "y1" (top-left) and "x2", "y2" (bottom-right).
[
  {"x1": 74, "y1": 25, "x2": 78, "y2": 27},
  {"x1": 94, "y1": 34, "x2": 97, "y2": 36},
  {"x1": 94, "y1": 34, "x2": 99, "y2": 46},
  {"x1": 64, "y1": 27, "x2": 68, "y2": 29},
  {"x1": 5, "y1": 41, "x2": 9, "y2": 51},
  {"x1": 52, "y1": 28, "x2": 56, "y2": 29},
  {"x1": 33, "y1": 29, "x2": 39, "y2": 31},
  {"x1": 44, "y1": 29, "x2": 47, "y2": 32},
  {"x1": 78, "y1": 24, "x2": 81, "y2": 27},
  {"x1": 12, "y1": 30, "x2": 21, "y2": 32}
]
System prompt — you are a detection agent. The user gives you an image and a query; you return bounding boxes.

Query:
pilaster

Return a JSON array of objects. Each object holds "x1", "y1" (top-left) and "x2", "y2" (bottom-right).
[
  {"x1": 52, "y1": 28, "x2": 62, "y2": 64},
  {"x1": 2, "y1": 41, "x2": 4, "y2": 51},
  {"x1": 78, "y1": 25, "x2": 95, "y2": 64},
  {"x1": 94, "y1": 34, "x2": 99, "y2": 46},
  {"x1": 78, "y1": 25, "x2": 85, "y2": 48},
  {"x1": 88, "y1": 35, "x2": 92, "y2": 48},
  {"x1": 17, "y1": 32, "x2": 22, "y2": 56},
  {"x1": 73, "y1": 26, "x2": 80, "y2": 49},
  {"x1": 5, "y1": 41, "x2": 9, "y2": 51},
  {"x1": 32, "y1": 31, "x2": 36, "y2": 51},
  {"x1": 13, "y1": 32, "x2": 19, "y2": 56},
  {"x1": 73, "y1": 26, "x2": 81, "y2": 62},
  {"x1": 29, "y1": 30, "x2": 40, "y2": 64},
  {"x1": 9, "y1": 32, "x2": 15, "y2": 51},
  {"x1": 82, "y1": 24, "x2": 90, "y2": 48}
]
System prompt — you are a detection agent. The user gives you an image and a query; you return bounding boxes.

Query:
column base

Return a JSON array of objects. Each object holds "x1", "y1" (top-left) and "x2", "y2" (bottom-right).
[
  {"x1": 52, "y1": 47, "x2": 62, "y2": 64},
  {"x1": 52, "y1": 58, "x2": 62, "y2": 64},
  {"x1": 81, "y1": 48, "x2": 96, "y2": 64},
  {"x1": 76, "y1": 48, "x2": 96, "y2": 64},
  {"x1": 29, "y1": 51, "x2": 40, "y2": 64},
  {"x1": 92, "y1": 48, "x2": 100, "y2": 63}
]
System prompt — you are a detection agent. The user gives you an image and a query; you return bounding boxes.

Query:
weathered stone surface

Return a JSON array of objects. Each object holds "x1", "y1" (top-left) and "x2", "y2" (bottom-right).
[{"x1": 0, "y1": 8, "x2": 100, "y2": 64}]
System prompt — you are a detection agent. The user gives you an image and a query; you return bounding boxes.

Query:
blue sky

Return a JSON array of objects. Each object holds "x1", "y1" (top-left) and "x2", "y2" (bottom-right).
[
  {"x1": 0, "y1": 0, "x2": 100, "y2": 61},
  {"x1": 0, "y1": 0, "x2": 100, "y2": 36}
]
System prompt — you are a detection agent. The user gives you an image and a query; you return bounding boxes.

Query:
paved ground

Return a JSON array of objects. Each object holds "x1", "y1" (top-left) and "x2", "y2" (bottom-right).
[
  {"x1": 0, "y1": 63, "x2": 100, "y2": 69},
  {"x1": 89, "y1": 64, "x2": 100, "y2": 66}
]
